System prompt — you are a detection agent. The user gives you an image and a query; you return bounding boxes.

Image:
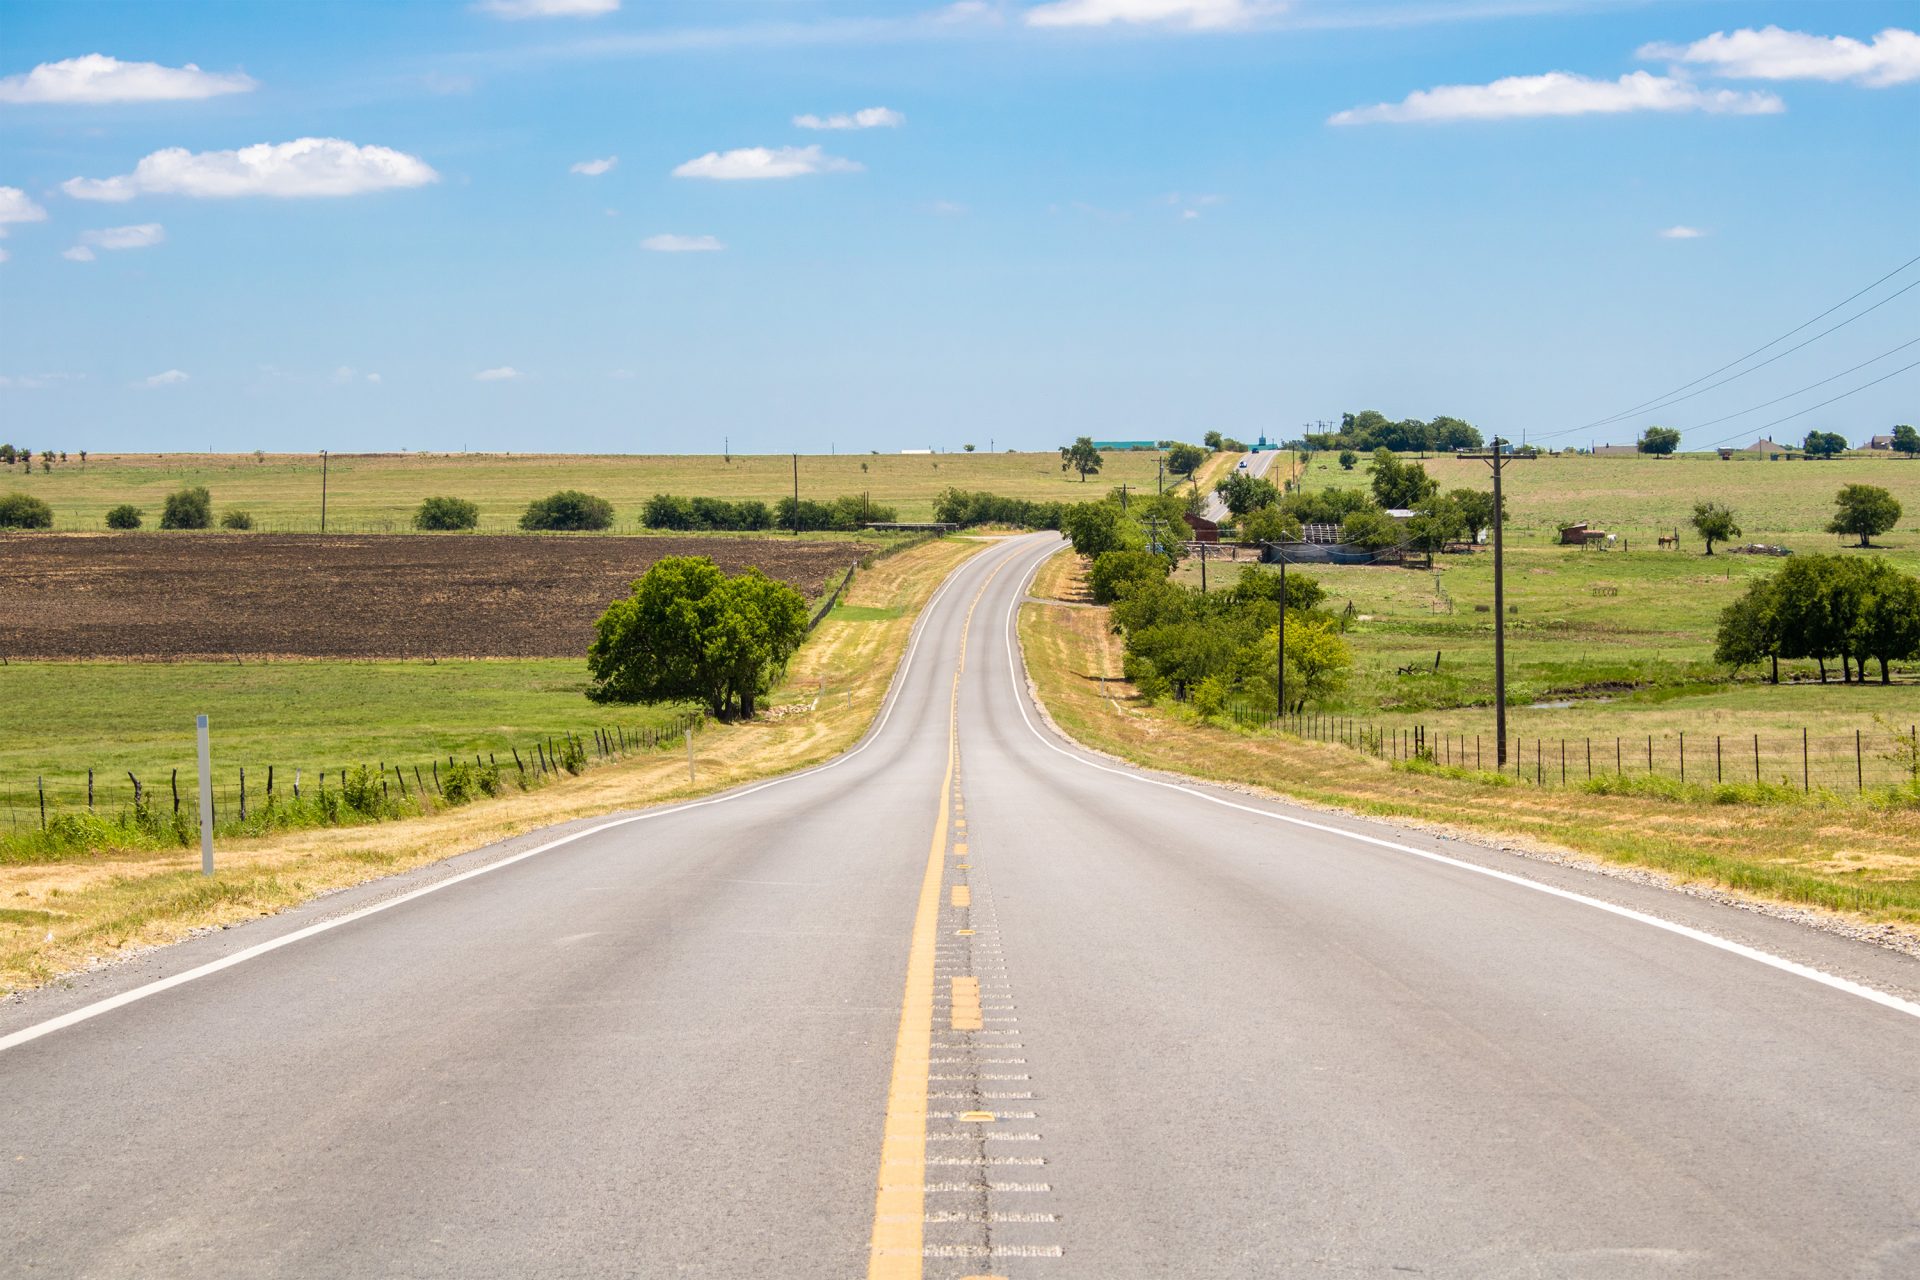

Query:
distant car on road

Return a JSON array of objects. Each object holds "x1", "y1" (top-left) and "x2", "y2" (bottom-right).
[{"x1": 1237, "y1": 459, "x2": 1249, "y2": 470}]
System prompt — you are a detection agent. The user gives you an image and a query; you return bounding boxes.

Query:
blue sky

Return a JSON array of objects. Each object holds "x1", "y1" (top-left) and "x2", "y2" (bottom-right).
[{"x1": 1, "y1": 0, "x2": 1915, "y2": 454}]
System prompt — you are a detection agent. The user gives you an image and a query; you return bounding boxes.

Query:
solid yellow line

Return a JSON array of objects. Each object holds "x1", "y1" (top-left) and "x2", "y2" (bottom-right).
[{"x1": 865, "y1": 551, "x2": 1010, "y2": 1279}]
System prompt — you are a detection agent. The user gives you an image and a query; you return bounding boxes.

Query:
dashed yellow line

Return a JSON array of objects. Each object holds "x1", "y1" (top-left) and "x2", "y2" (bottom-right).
[
  {"x1": 865, "y1": 550, "x2": 1011, "y2": 1279},
  {"x1": 949, "y1": 977, "x2": 983, "y2": 1031},
  {"x1": 950, "y1": 885, "x2": 971, "y2": 908}
]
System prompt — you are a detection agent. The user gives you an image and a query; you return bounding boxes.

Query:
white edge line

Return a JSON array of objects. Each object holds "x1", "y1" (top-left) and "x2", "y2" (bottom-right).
[
  {"x1": 0, "y1": 535, "x2": 1040, "y2": 1056},
  {"x1": 1000, "y1": 540, "x2": 1920, "y2": 1024}
]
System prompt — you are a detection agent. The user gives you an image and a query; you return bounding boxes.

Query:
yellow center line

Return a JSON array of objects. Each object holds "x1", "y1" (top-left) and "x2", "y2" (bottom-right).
[{"x1": 865, "y1": 550, "x2": 1012, "y2": 1279}]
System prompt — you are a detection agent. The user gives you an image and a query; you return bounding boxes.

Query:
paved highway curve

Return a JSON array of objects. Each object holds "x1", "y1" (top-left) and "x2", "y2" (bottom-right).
[{"x1": 4, "y1": 532, "x2": 1919, "y2": 1278}]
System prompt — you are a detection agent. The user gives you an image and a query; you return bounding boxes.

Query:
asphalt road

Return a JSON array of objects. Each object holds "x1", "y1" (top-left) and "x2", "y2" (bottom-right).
[
  {"x1": 4, "y1": 532, "x2": 1919, "y2": 1278},
  {"x1": 1200, "y1": 449, "x2": 1278, "y2": 522}
]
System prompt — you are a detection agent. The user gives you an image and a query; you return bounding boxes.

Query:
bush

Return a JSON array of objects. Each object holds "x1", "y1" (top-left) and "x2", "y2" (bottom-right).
[
  {"x1": 0, "y1": 492, "x2": 54, "y2": 529},
  {"x1": 932, "y1": 488, "x2": 1063, "y2": 529},
  {"x1": 1338, "y1": 450, "x2": 1357, "y2": 470},
  {"x1": 1340, "y1": 507, "x2": 1402, "y2": 550},
  {"x1": 642, "y1": 494, "x2": 782, "y2": 532},
  {"x1": 414, "y1": 495, "x2": 480, "y2": 531},
  {"x1": 522, "y1": 490, "x2": 615, "y2": 532},
  {"x1": 220, "y1": 509, "x2": 254, "y2": 530},
  {"x1": 440, "y1": 759, "x2": 503, "y2": 805},
  {"x1": 105, "y1": 503, "x2": 142, "y2": 530},
  {"x1": 160, "y1": 486, "x2": 213, "y2": 530},
  {"x1": 1089, "y1": 549, "x2": 1171, "y2": 605}
]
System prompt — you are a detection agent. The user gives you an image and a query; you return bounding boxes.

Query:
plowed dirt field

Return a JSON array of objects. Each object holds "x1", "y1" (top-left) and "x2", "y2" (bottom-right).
[{"x1": 0, "y1": 533, "x2": 864, "y2": 659}]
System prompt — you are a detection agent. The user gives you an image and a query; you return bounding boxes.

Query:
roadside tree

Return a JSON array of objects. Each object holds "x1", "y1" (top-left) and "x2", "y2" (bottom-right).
[
  {"x1": 587, "y1": 556, "x2": 808, "y2": 719},
  {"x1": 1089, "y1": 549, "x2": 1171, "y2": 605},
  {"x1": 1339, "y1": 507, "x2": 1402, "y2": 551},
  {"x1": 1165, "y1": 442, "x2": 1207, "y2": 476},
  {"x1": 1827, "y1": 484, "x2": 1901, "y2": 547},
  {"x1": 1060, "y1": 501, "x2": 1130, "y2": 558},
  {"x1": 1213, "y1": 472, "x2": 1280, "y2": 517},
  {"x1": 1689, "y1": 501, "x2": 1741, "y2": 555},
  {"x1": 1803, "y1": 430, "x2": 1848, "y2": 459}
]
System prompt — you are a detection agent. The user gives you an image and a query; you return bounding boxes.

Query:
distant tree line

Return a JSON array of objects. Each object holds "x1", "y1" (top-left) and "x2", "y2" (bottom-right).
[
  {"x1": 1302, "y1": 411, "x2": 1483, "y2": 454},
  {"x1": 933, "y1": 489, "x2": 1065, "y2": 529},
  {"x1": 640, "y1": 493, "x2": 898, "y2": 533}
]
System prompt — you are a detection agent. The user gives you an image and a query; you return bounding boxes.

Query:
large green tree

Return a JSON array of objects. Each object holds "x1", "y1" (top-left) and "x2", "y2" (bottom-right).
[
  {"x1": 1367, "y1": 448, "x2": 1438, "y2": 509},
  {"x1": 587, "y1": 557, "x2": 809, "y2": 718},
  {"x1": 1213, "y1": 472, "x2": 1281, "y2": 517},
  {"x1": 1802, "y1": 430, "x2": 1848, "y2": 459},
  {"x1": 1827, "y1": 484, "x2": 1902, "y2": 547},
  {"x1": 1164, "y1": 442, "x2": 1208, "y2": 476},
  {"x1": 1059, "y1": 436, "x2": 1103, "y2": 482},
  {"x1": 1637, "y1": 426, "x2": 1681, "y2": 456},
  {"x1": 1892, "y1": 424, "x2": 1920, "y2": 458},
  {"x1": 1060, "y1": 501, "x2": 1130, "y2": 557}
]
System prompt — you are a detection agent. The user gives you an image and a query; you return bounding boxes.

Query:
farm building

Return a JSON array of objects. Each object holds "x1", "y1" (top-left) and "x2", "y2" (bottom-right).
[
  {"x1": 1590, "y1": 444, "x2": 1640, "y2": 457},
  {"x1": 1558, "y1": 522, "x2": 1612, "y2": 546},
  {"x1": 1868, "y1": 434, "x2": 1897, "y2": 450},
  {"x1": 1746, "y1": 438, "x2": 1798, "y2": 457},
  {"x1": 1182, "y1": 511, "x2": 1220, "y2": 543}
]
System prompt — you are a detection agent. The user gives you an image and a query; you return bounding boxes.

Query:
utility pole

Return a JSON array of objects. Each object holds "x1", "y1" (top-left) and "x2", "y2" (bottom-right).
[
  {"x1": 1119, "y1": 483, "x2": 1129, "y2": 513},
  {"x1": 1458, "y1": 437, "x2": 1532, "y2": 766},
  {"x1": 791, "y1": 453, "x2": 800, "y2": 536},
  {"x1": 1276, "y1": 547, "x2": 1286, "y2": 719},
  {"x1": 1157, "y1": 454, "x2": 1165, "y2": 495},
  {"x1": 1197, "y1": 540, "x2": 1206, "y2": 593},
  {"x1": 319, "y1": 450, "x2": 328, "y2": 533}
]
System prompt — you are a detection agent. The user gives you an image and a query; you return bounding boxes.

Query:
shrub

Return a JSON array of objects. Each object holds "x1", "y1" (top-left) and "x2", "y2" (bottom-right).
[
  {"x1": 0, "y1": 492, "x2": 54, "y2": 529},
  {"x1": 1338, "y1": 450, "x2": 1357, "y2": 470},
  {"x1": 220, "y1": 509, "x2": 254, "y2": 530},
  {"x1": 414, "y1": 495, "x2": 480, "y2": 531},
  {"x1": 1089, "y1": 549, "x2": 1171, "y2": 605},
  {"x1": 440, "y1": 760, "x2": 503, "y2": 805},
  {"x1": 105, "y1": 504, "x2": 142, "y2": 530},
  {"x1": 160, "y1": 486, "x2": 213, "y2": 530},
  {"x1": 932, "y1": 488, "x2": 1063, "y2": 529},
  {"x1": 521, "y1": 489, "x2": 615, "y2": 532},
  {"x1": 557, "y1": 737, "x2": 587, "y2": 774}
]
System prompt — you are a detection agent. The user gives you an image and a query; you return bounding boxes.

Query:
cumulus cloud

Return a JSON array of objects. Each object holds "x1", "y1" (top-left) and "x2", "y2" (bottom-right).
[
  {"x1": 1329, "y1": 70, "x2": 1784, "y2": 124},
  {"x1": 673, "y1": 145, "x2": 862, "y2": 180},
  {"x1": 641, "y1": 233, "x2": 724, "y2": 252},
  {"x1": 0, "y1": 54, "x2": 256, "y2": 105},
  {"x1": 793, "y1": 106, "x2": 904, "y2": 130},
  {"x1": 474, "y1": 366, "x2": 522, "y2": 381},
  {"x1": 1658, "y1": 225, "x2": 1708, "y2": 239},
  {"x1": 137, "y1": 369, "x2": 189, "y2": 387},
  {"x1": 476, "y1": 0, "x2": 618, "y2": 17},
  {"x1": 0, "y1": 248, "x2": 10, "y2": 264},
  {"x1": 62, "y1": 246, "x2": 95, "y2": 261},
  {"x1": 62, "y1": 137, "x2": 439, "y2": 201},
  {"x1": 0, "y1": 186, "x2": 48, "y2": 233},
  {"x1": 1640, "y1": 26, "x2": 1920, "y2": 87},
  {"x1": 570, "y1": 155, "x2": 617, "y2": 176},
  {"x1": 1024, "y1": 0, "x2": 1272, "y2": 28}
]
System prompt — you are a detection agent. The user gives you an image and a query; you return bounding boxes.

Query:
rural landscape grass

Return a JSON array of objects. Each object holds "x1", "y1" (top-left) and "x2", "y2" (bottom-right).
[
  {"x1": 0, "y1": 448, "x2": 1171, "y2": 531},
  {"x1": 0, "y1": 534, "x2": 994, "y2": 993},
  {"x1": 1022, "y1": 550, "x2": 1920, "y2": 935}
]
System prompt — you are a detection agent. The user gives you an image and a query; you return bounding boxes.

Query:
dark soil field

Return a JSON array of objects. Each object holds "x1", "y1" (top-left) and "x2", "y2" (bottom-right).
[{"x1": 0, "y1": 533, "x2": 866, "y2": 660}]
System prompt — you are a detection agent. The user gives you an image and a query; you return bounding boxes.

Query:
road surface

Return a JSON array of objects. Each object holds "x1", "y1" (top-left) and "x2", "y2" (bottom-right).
[
  {"x1": 1200, "y1": 449, "x2": 1280, "y2": 522},
  {"x1": 4, "y1": 533, "x2": 1919, "y2": 1278}
]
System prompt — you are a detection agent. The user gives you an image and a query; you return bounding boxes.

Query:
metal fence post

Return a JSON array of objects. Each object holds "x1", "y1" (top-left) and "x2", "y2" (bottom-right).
[{"x1": 196, "y1": 714, "x2": 214, "y2": 876}]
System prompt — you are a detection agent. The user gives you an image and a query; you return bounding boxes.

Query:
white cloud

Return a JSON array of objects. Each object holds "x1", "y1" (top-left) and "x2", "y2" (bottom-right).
[
  {"x1": 62, "y1": 246, "x2": 95, "y2": 262},
  {"x1": 1329, "y1": 70, "x2": 1784, "y2": 124},
  {"x1": 476, "y1": 0, "x2": 618, "y2": 17},
  {"x1": 642, "y1": 233, "x2": 724, "y2": 252},
  {"x1": 927, "y1": 199, "x2": 968, "y2": 216},
  {"x1": 137, "y1": 369, "x2": 189, "y2": 387},
  {"x1": 1658, "y1": 225, "x2": 1708, "y2": 239},
  {"x1": 0, "y1": 186, "x2": 48, "y2": 232},
  {"x1": 474, "y1": 366, "x2": 522, "y2": 381},
  {"x1": 672, "y1": 144, "x2": 862, "y2": 180},
  {"x1": 0, "y1": 373, "x2": 81, "y2": 388},
  {"x1": 366, "y1": 372, "x2": 382, "y2": 383},
  {"x1": 62, "y1": 137, "x2": 439, "y2": 202},
  {"x1": 570, "y1": 156, "x2": 617, "y2": 176},
  {"x1": 1166, "y1": 191, "x2": 1225, "y2": 219},
  {"x1": 1640, "y1": 26, "x2": 1920, "y2": 87},
  {"x1": 1024, "y1": 0, "x2": 1273, "y2": 29},
  {"x1": 0, "y1": 248, "x2": 8, "y2": 264},
  {"x1": 75, "y1": 223, "x2": 165, "y2": 252},
  {"x1": 0, "y1": 54, "x2": 256, "y2": 105},
  {"x1": 793, "y1": 106, "x2": 905, "y2": 130}
]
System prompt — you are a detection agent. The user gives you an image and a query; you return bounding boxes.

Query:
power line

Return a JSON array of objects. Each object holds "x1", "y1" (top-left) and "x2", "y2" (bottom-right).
[
  {"x1": 1701, "y1": 356, "x2": 1920, "y2": 451},
  {"x1": 1537, "y1": 249, "x2": 1920, "y2": 444},
  {"x1": 1679, "y1": 334, "x2": 1920, "y2": 434},
  {"x1": 1574, "y1": 276, "x2": 1920, "y2": 434}
]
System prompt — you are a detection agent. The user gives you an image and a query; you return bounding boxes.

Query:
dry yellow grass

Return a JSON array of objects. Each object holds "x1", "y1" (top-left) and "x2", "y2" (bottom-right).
[
  {"x1": 0, "y1": 535, "x2": 993, "y2": 994},
  {"x1": 1021, "y1": 550, "x2": 1920, "y2": 939}
]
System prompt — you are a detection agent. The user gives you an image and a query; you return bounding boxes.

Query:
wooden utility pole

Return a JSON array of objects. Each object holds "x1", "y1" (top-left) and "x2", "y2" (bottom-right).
[
  {"x1": 320, "y1": 450, "x2": 329, "y2": 533},
  {"x1": 791, "y1": 453, "x2": 800, "y2": 535},
  {"x1": 1458, "y1": 437, "x2": 1532, "y2": 766}
]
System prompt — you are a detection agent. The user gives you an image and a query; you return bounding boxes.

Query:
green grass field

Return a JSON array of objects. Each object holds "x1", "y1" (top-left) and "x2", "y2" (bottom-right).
[
  {"x1": 0, "y1": 449, "x2": 1170, "y2": 531},
  {"x1": 0, "y1": 660, "x2": 694, "y2": 829}
]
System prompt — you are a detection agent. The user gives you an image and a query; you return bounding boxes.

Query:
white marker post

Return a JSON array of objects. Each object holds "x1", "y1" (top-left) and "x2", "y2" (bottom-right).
[{"x1": 195, "y1": 714, "x2": 215, "y2": 876}]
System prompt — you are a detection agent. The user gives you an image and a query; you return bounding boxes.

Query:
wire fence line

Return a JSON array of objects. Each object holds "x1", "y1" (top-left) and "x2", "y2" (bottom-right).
[
  {"x1": 1227, "y1": 703, "x2": 1920, "y2": 795},
  {"x1": 0, "y1": 712, "x2": 706, "y2": 838}
]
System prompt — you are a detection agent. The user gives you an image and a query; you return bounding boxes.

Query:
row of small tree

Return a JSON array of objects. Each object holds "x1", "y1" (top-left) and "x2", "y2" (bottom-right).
[
  {"x1": 1715, "y1": 555, "x2": 1920, "y2": 684},
  {"x1": 1688, "y1": 485, "x2": 1903, "y2": 553},
  {"x1": 0, "y1": 446, "x2": 86, "y2": 473},
  {"x1": 1639, "y1": 425, "x2": 1917, "y2": 457}
]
